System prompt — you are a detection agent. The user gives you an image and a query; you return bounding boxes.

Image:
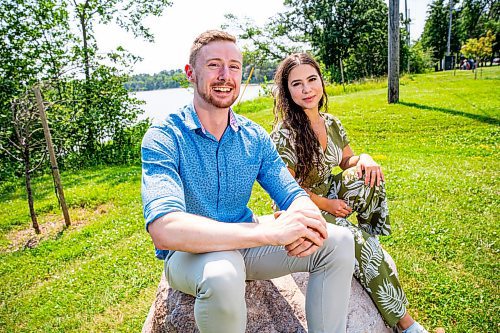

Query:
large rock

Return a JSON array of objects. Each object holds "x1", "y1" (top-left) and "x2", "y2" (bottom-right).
[{"x1": 143, "y1": 254, "x2": 397, "y2": 333}]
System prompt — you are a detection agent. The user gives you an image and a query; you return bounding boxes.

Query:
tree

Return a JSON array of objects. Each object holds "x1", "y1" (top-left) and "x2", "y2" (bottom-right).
[
  {"x1": 1, "y1": 0, "x2": 172, "y2": 174},
  {"x1": 408, "y1": 42, "x2": 434, "y2": 73},
  {"x1": 124, "y1": 69, "x2": 189, "y2": 91},
  {"x1": 70, "y1": 0, "x2": 172, "y2": 81},
  {"x1": 421, "y1": 0, "x2": 461, "y2": 65},
  {"x1": 67, "y1": 0, "x2": 172, "y2": 157},
  {"x1": 458, "y1": 0, "x2": 500, "y2": 62},
  {"x1": 0, "y1": 0, "x2": 71, "y2": 87},
  {"x1": 226, "y1": 0, "x2": 390, "y2": 83},
  {"x1": 223, "y1": 14, "x2": 305, "y2": 63},
  {"x1": 458, "y1": 0, "x2": 498, "y2": 40},
  {"x1": 461, "y1": 30, "x2": 496, "y2": 65},
  {"x1": 0, "y1": 91, "x2": 48, "y2": 233},
  {"x1": 459, "y1": 0, "x2": 489, "y2": 40},
  {"x1": 0, "y1": 0, "x2": 71, "y2": 180},
  {"x1": 281, "y1": 0, "x2": 388, "y2": 82},
  {"x1": 344, "y1": 1, "x2": 389, "y2": 79}
]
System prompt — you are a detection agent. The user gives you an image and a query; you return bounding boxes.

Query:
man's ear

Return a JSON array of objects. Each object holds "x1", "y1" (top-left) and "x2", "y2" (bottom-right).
[{"x1": 185, "y1": 64, "x2": 195, "y2": 83}]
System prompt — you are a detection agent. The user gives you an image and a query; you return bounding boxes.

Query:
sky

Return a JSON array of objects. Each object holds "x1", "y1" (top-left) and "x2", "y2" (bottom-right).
[{"x1": 95, "y1": 0, "x2": 433, "y2": 74}]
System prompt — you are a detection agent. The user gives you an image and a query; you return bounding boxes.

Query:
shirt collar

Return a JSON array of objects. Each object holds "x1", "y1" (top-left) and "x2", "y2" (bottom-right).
[
  {"x1": 228, "y1": 108, "x2": 240, "y2": 132},
  {"x1": 184, "y1": 102, "x2": 240, "y2": 134}
]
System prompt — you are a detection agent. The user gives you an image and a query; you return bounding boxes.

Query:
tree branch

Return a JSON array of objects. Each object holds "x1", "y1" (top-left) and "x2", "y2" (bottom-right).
[
  {"x1": 29, "y1": 152, "x2": 48, "y2": 173},
  {"x1": 0, "y1": 144, "x2": 23, "y2": 162},
  {"x1": 7, "y1": 138, "x2": 22, "y2": 151}
]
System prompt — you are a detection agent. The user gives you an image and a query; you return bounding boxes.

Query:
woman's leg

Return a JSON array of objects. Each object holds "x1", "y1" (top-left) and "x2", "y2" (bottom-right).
[
  {"x1": 323, "y1": 213, "x2": 408, "y2": 328},
  {"x1": 324, "y1": 169, "x2": 427, "y2": 332}
]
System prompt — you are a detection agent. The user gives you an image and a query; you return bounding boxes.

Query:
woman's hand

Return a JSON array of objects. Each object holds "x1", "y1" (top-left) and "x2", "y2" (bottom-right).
[
  {"x1": 357, "y1": 154, "x2": 384, "y2": 187},
  {"x1": 325, "y1": 198, "x2": 352, "y2": 218}
]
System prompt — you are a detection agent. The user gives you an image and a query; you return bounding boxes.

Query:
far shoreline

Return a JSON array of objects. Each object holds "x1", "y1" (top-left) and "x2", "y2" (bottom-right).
[{"x1": 127, "y1": 83, "x2": 265, "y2": 93}]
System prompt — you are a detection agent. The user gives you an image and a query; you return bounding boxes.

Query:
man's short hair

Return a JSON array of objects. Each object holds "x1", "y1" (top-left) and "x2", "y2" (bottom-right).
[{"x1": 189, "y1": 30, "x2": 237, "y2": 68}]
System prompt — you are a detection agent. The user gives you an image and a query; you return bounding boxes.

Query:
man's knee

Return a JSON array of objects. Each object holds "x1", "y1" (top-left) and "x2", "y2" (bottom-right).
[
  {"x1": 198, "y1": 251, "x2": 246, "y2": 306},
  {"x1": 322, "y1": 224, "x2": 355, "y2": 267}
]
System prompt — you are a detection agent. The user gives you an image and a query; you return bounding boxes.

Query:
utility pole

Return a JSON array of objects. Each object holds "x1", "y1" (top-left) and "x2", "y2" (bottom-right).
[
  {"x1": 405, "y1": 0, "x2": 410, "y2": 72},
  {"x1": 388, "y1": 0, "x2": 400, "y2": 104},
  {"x1": 446, "y1": 0, "x2": 453, "y2": 56},
  {"x1": 34, "y1": 86, "x2": 71, "y2": 227}
]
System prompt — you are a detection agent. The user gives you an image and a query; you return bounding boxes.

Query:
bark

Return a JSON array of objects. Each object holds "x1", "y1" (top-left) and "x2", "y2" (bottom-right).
[
  {"x1": 24, "y1": 146, "x2": 40, "y2": 234},
  {"x1": 78, "y1": 1, "x2": 91, "y2": 83},
  {"x1": 76, "y1": 0, "x2": 95, "y2": 154},
  {"x1": 388, "y1": 0, "x2": 400, "y2": 103}
]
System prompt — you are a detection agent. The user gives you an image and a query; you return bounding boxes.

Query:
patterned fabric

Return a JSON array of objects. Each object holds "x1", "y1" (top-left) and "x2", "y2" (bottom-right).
[
  {"x1": 325, "y1": 173, "x2": 407, "y2": 327},
  {"x1": 141, "y1": 103, "x2": 307, "y2": 259},
  {"x1": 328, "y1": 167, "x2": 391, "y2": 236},
  {"x1": 271, "y1": 113, "x2": 407, "y2": 326}
]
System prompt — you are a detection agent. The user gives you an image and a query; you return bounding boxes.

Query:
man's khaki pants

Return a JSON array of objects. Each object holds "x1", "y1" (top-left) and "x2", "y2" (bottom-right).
[{"x1": 164, "y1": 223, "x2": 354, "y2": 333}]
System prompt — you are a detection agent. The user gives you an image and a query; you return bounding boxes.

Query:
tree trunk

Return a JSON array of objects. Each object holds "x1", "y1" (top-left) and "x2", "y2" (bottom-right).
[
  {"x1": 78, "y1": 6, "x2": 91, "y2": 83},
  {"x1": 340, "y1": 57, "x2": 345, "y2": 89},
  {"x1": 77, "y1": 1, "x2": 96, "y2": 155},
  {"x1": 24, "y1": 148, "x2": 40, "y2": 234}
]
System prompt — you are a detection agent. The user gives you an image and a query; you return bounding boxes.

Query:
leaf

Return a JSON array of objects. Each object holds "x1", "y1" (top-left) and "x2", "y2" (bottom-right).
[
  {"x1": 360, "y1": 236, "x2": 383, "y2": 286},
  {"x1": 376, "y1": 278, "x2": 408, "y2": 318}
]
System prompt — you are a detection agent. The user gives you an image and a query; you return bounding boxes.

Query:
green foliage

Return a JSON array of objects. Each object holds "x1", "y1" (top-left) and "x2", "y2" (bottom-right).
[
  {"x1": 227, "y1": 0, "x2": 414, "y2": 83},
  {"x1": 0, "y1": 0, "x2": 172, "y2": 178},
  {"x1": 0, "y1": 0, "x2": 71, "y2": 181},
  {"x1": 421, "y1": 0, "x2": 499, "y2": 66},
  {"x1": 408, "y1": 42, "x2": 435, "y2": 73},
  {"x1": 223, "y1": 14, "x2": 305, "y2": 62},
  {"x1": 326, "y1": 0, "x2": 388, "y2": 81},
  {"x1": 457, "y1": 0, "x2": 499, "y2": 46},
  {"x1": 125, "y1": 69, "x2": 186, "y2": 91},
  {"x1": 241, "y1": 49, "x2": 279, "y2": 85},
  {"x1": 461, "y1": 30, "x2": 496, "y2": 63},
  {"x1": 70, "y1": 0, "x2": 172, "y2": 43},
  {"x1": 0, "y1": 0, "x2": 71, "y2": 86},
  {"x1": 421, "y1": 0, "x2": 462, "y2": 63},
  {"x1": 1, "y1": 67, "x2": 498, "y2": 332},
  {"x1": 35, "y1": 67, "x2": 144, "y2": 169}
]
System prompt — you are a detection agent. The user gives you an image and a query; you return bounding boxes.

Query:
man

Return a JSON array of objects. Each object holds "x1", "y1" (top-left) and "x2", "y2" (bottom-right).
[{"x1": 141, "y1": 30, "x2": 354, "y2": 333}]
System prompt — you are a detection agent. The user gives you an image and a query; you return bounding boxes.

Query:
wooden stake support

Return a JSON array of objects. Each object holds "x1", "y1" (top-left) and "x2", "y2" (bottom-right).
[{"x1": 33, "y1": 86, "x2": 71, "y2": 227}]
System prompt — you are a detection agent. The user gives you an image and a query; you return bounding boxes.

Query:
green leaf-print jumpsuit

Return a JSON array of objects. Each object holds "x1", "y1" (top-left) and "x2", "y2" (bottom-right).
[{"x1": 271, "y1": 113, "x2": 408, "y2": 327}]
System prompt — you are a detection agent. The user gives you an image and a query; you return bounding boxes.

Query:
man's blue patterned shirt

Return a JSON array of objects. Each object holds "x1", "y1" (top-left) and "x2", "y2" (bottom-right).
[{"x1": 141, "y1": 103, "x2": 306, "y2": 259}]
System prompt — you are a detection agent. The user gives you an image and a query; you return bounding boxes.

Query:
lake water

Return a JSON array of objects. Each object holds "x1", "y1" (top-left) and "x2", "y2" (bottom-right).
[{"x1": 134, "y1": 84, "x2": 265, "y2": 123}]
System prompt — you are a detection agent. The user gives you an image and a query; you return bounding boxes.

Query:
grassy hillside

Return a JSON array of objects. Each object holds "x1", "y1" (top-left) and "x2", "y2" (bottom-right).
[{"x1": 1, "y1": 67, "x2": 498, "y2": 332}]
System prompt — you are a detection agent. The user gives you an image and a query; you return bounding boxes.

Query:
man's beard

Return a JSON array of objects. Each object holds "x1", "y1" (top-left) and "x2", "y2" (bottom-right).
[{"x1": 197, "y1": 81, "x2": 238, "y2": 108}]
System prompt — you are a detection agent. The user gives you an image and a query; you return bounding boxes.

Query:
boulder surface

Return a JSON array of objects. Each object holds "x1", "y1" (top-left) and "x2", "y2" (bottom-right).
[{"x1": 143, "y1": 255, "x2": 397, "y2": 333}]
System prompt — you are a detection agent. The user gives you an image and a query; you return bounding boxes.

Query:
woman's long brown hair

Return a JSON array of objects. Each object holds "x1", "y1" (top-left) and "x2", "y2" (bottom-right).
[{"x1": 273, "y1": 53, "x2": 329, "y2": 187}]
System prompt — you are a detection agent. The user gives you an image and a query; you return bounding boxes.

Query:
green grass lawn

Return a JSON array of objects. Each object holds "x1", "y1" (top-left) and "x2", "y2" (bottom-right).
[{"x1": 1, "y1": 67, "x2": 498, "y2": 332}]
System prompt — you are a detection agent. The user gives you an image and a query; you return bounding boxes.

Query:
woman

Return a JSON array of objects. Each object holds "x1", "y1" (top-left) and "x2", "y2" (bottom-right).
[{"x1": 270, "y1": 53, "x2": 427, "y2": 333}]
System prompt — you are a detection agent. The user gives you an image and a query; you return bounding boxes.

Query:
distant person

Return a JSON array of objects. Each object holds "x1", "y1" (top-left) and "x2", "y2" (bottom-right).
[
  {"x1": 141, "y1": 31, "x2": 354, "y2": 333},
  {"x1": 468, "y1": 59, "x2": 475, "y2": 70},
  {"x1": 460, "y1": 59, "x2": 467, "y2": 70},
  {"x1": 271, "y1": 53, "x2": 429, "y2": 333}
]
